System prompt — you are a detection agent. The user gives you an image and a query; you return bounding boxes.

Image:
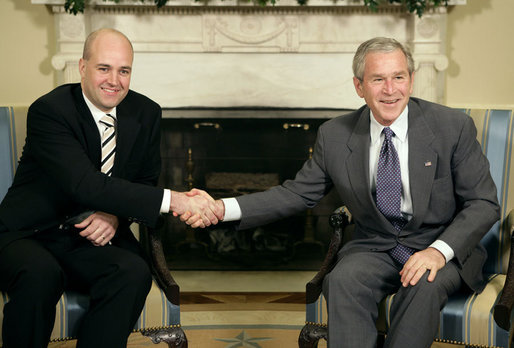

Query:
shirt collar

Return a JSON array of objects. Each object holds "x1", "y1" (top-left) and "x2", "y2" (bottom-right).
[
  {"x1": 370, "y1": 105, "x2": 409, "y2": 145},
  {"x1": 82, "y1": 93, "x2": 117, "y2": 125}
]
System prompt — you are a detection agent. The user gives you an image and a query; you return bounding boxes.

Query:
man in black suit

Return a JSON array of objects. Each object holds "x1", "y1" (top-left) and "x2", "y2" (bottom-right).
[
  {"x1": 0, "y1": 28, "x2": 220, "y2": 348},
  {"x1": 183, "y1": 37, "x2": 500, "y2": 347}
]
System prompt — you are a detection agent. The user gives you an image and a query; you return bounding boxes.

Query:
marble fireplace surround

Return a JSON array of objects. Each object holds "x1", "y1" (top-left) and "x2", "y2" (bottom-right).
[{"x1": 34, "y1": 0, "x2": 465, "y2": 112}]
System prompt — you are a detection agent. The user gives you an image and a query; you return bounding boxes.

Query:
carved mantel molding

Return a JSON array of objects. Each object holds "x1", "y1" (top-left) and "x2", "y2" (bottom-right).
[{"x1": 33, "y1": 0, "x2": 466, "y2": 108}]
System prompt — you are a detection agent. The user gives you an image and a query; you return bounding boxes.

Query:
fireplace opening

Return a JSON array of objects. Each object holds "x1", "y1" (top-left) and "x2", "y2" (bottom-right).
[{"x1": 158, "y1": 108, "x2": 349, "y2": 270}]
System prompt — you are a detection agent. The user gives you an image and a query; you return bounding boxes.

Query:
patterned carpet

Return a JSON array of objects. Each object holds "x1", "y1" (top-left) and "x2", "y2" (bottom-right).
[{"x1": 49, "y1": 292, "x2": 308, "y2": 348}]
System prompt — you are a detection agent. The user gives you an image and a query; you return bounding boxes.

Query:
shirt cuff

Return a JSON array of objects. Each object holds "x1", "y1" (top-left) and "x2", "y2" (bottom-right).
[
  {"x1": 160, "y1": 189, "x2": 171, "y2": 214},
  {"x1": 221, "y1": 198, "x2": 242, "y2": 221},
  {"x1": 429, "y1": 239, "x2": 454, "y2": 263}
]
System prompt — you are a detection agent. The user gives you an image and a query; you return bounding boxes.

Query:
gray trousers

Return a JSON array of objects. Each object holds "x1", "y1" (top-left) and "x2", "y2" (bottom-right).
[{"x1": 322, "y1": 251, "x2": 462, "y2": 348}]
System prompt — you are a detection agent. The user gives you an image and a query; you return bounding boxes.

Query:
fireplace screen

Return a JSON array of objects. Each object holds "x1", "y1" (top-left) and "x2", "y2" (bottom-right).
[{"x1": 158, "y1": 109, "x2": 347, "y2": 270}]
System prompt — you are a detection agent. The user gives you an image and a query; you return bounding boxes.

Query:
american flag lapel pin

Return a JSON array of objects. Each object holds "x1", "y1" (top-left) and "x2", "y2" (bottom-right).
[{"x1": 424, "y1": 161, "x2": 432, "y2": 167}]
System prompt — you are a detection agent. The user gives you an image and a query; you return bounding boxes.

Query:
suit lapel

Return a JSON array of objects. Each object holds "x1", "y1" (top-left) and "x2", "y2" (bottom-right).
[
  {"x1": 406, "y1": 100, "x2": 437, "y2": 228},
  {"x1": 345, "y1": 108, "x2": 377, "y2": 213},
  {"x1": 346, "y1": 102, "x2": 438, "y2": 232},
  {"x1": 72, "y1": 85, "x2": 103, "y2": 168},
  {"x1": 113, "y1": 98, "x2": 141, "y2": 177}
]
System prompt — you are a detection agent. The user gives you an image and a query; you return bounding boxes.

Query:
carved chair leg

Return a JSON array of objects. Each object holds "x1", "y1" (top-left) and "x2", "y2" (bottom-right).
[
  {"x1": 298, "y1": 323, "x2": 327, "y2": 348},
  {"x1": 141, "y1": 326, "x2": 188, "y2": 348}
]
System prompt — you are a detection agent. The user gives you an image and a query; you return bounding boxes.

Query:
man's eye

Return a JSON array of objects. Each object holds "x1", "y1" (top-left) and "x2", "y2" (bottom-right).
[{"x1": 120, "y1": 70, "x2": 130, "y2": 76}]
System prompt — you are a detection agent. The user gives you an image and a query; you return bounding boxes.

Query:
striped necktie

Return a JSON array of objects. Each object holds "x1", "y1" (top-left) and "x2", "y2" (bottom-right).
[
  {"x1": 100, "y1": 114, "x2": 116, "y2": 176},
  {"x1": 376, "y1": 127, "x2": 415, "y2": 264}
]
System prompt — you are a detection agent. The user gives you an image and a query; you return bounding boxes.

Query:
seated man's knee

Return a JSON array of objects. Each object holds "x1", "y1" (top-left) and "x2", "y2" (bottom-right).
[
  {"x1": 325, "y1": 254, "x2": 370, "y2": 293},
  {"x1": 10, "y1": 257, "x2": 64, "y2": 301},
  {"x1": 115, "y1": 255, "x2": 152, "y2": 290},
  {"x1": 400, "y1": 272, "x2": 456, "y2": 306}
]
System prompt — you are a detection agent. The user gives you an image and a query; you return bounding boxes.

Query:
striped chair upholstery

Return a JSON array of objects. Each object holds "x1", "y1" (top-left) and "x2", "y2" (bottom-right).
[
  {"x1": 0, "y1": 106, "x2": 187, "y2": 347},
  {"x1": 300, "y1": 108, "x2": 514, "y2": 348}
]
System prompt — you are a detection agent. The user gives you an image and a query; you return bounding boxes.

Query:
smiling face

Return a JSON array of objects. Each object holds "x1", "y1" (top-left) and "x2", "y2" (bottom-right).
[
  {"x1": 79, "y1": 31, "x2": 133, "y2": 113},
  {"x1": 353, "y1": 49, "x2": 414, "y2": 126}
]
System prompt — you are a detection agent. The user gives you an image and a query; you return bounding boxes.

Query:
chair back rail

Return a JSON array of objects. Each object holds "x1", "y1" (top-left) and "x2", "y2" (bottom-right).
[{"x1": 0, "y1": 107, "x2": 17, "y2": 201}]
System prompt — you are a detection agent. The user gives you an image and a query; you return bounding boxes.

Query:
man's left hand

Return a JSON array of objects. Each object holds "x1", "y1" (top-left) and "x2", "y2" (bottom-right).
[
  {"x1": 399, "y1": 247, "x2": 446, "y2": 287},
  {"x1": 75, "y1": 211, "x2": 119, "y2": 246}
]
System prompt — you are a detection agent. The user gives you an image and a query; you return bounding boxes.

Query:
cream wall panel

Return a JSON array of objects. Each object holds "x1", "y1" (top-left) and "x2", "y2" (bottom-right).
[
  {"x1": 0, "y1": 1, "x2": 55, "y2": 106},
  {"x1": 446, "y1": 0, "x2": 514, "y2": 108}
]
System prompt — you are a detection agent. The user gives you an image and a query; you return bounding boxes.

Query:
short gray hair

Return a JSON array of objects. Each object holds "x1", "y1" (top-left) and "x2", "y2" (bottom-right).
[{"x1": 352, "y1": 37, "x2": 415, "y2": 81}]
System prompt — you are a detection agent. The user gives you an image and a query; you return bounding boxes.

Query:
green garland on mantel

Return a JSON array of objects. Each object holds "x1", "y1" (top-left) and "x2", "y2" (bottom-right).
[{"x1": 64, "y1": 0, "x2": 449, "y2": 17}]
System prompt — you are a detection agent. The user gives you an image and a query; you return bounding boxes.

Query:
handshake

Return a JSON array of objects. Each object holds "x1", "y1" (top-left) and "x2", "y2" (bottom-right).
[{"x1": 170, "y1": 189, "x2": 225, "y2": 228}]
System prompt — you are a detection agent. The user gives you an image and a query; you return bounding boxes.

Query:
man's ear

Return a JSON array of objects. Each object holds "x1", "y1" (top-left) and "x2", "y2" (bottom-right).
[
  {"x1": 78, "y1": 58, "x2": 86, "y2": 78},
  {"x1": 409, "y1": 71, "x2": 415, "y2": 95},
  {"x1": 353, "y1": 76, "x2": 364, "y2": 98}
]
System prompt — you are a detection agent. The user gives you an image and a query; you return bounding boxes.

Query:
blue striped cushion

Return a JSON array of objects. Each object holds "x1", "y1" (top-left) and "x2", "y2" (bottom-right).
[
  {"x1": 381, "y1": 275, "x2": 510, "y2": 347},
  {"x1": 461, "y1": 109, "x2": 514, "y2": 275},
  {"x1": 0, "y1": 106, "x2": 17, "y2": 201}
]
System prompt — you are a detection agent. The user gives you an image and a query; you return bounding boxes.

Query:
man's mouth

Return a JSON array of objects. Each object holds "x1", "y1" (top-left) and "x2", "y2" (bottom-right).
[
  {"x1": 381, "y1": 99, "x2": 399, "y2": 105},
  {"x1": 101, "y1": 87, "x2": 119, "y2": 94}
]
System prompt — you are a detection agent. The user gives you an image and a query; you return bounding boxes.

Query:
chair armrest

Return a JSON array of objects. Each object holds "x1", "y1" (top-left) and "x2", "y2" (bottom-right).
[
  {"x1": 141, "y1": 225, "x2": 181, "y2": 306},
  {"x1": 305, "y1": 206, "x2": 350, "y2": 304},
  {"x1": 494, "y1": 209, "x2": 514, "y2": 330}
]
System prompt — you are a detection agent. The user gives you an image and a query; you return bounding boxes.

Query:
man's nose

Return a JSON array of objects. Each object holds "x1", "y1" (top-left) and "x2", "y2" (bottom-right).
[
  {"x1": 106, "y1": 71, "x2": 118, "y2": 85},
  {"x1": 383, "y1": 79, "x2": 394, "y2": 94}
]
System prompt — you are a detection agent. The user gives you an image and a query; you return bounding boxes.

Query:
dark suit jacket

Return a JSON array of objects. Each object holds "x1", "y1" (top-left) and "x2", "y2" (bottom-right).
[
  {"x1": 235, "y1": 98, "x2": 500, "y2": 292},
  {"x1": 0, "y1": 83, "x2": 164, "y2": 250}
]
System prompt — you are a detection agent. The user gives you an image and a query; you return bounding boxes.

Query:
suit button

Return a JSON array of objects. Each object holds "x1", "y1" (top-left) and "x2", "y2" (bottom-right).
[{"x1": 398, "y1": 237, "x2": 405, "y2": 242}]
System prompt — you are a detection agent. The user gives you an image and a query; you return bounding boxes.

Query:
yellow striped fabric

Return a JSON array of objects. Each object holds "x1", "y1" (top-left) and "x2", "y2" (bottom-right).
[
  {"x1": 376, "y1": 275, "x2": 508, "y2": 347},
  {"x1": 134, "y1": 280, "x2": 177, "y2": 331},
  {"x1": 465, "y1": 109, "x2": 514, "y2": 274}
]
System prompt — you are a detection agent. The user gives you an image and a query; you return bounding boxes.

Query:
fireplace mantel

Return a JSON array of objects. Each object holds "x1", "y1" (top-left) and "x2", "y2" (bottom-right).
[{"x1": 33, "y1": 0, "x2": 465, "y2": 109}]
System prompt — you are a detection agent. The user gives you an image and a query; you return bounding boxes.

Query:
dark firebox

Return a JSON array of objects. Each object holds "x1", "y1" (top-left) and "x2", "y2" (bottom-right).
[{"x1": 158, "y1": 108, "x2": 348, "y2": 270}]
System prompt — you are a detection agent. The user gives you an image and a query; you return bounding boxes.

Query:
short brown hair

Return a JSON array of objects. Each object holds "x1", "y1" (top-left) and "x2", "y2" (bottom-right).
[{"x1": 353, "y1": 37, "x2": 415, "y2": 81}]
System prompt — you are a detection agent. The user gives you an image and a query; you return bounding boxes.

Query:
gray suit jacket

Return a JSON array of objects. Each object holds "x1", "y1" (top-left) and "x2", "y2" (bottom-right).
[{"x1": 236, "y1": 98, "x2": 500, "y2": 292}]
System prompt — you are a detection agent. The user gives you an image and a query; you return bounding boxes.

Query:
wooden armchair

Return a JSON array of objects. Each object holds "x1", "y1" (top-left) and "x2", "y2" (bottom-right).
[
  {"x1": 0, "y1": 106, "x2": 187, "y2": 347},
  {"x1": 299, "y1": 108, "x2": 514, "y2": 348}
]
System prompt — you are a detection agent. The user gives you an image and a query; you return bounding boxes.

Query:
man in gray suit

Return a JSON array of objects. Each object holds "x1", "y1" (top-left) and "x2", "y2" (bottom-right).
[{"x1": 183, "y1": 37, "x2": 500, "y2": 347}]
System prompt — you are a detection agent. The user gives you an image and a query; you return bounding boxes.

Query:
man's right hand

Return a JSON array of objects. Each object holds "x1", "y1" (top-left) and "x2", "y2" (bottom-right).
[{"x1": 170, "y1": 189, "x2": 223, "y2": 228}]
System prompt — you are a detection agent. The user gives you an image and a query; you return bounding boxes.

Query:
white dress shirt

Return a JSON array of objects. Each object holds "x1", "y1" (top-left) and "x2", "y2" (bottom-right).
[
  {"x1": 369, "y1": 107, "x2": 453, "y2": 262},
  {"x1": 82, "y1": 94, "x2": 171, "y2": 214}
]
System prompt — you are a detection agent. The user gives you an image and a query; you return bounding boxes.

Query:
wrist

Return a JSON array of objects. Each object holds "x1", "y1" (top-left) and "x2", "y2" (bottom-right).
[
  {"x1": 217, "y1": 200, "x2": 225, "y2": 220},
  {"x1": 169, "y1": 190, "x2": 185, "y2": 213}
]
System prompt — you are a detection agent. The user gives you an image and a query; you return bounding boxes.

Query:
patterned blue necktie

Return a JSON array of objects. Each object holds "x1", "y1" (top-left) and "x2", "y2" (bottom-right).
[{"x1": 376, "y1": 127, "x2": 415, "y2": 264}]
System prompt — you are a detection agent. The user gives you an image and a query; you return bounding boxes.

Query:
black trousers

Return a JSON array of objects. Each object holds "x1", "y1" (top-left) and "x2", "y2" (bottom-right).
[{"x1": 0, "y1": 221, "x2": 152, "y2": 348}]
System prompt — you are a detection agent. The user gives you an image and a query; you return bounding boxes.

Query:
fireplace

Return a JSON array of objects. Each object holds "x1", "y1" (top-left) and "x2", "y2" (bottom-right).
[{"x1": 159, "y1": 108, "x2": 346, "y2": 270}]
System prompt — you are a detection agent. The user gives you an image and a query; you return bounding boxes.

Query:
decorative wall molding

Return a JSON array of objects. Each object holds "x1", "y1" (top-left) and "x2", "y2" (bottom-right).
[
  {"x1": 202, "y1": 15, "x2": 299, "y2": 52},
  {"x1": 34, "y1": 0, "x2": 465, "y2": 108}
]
